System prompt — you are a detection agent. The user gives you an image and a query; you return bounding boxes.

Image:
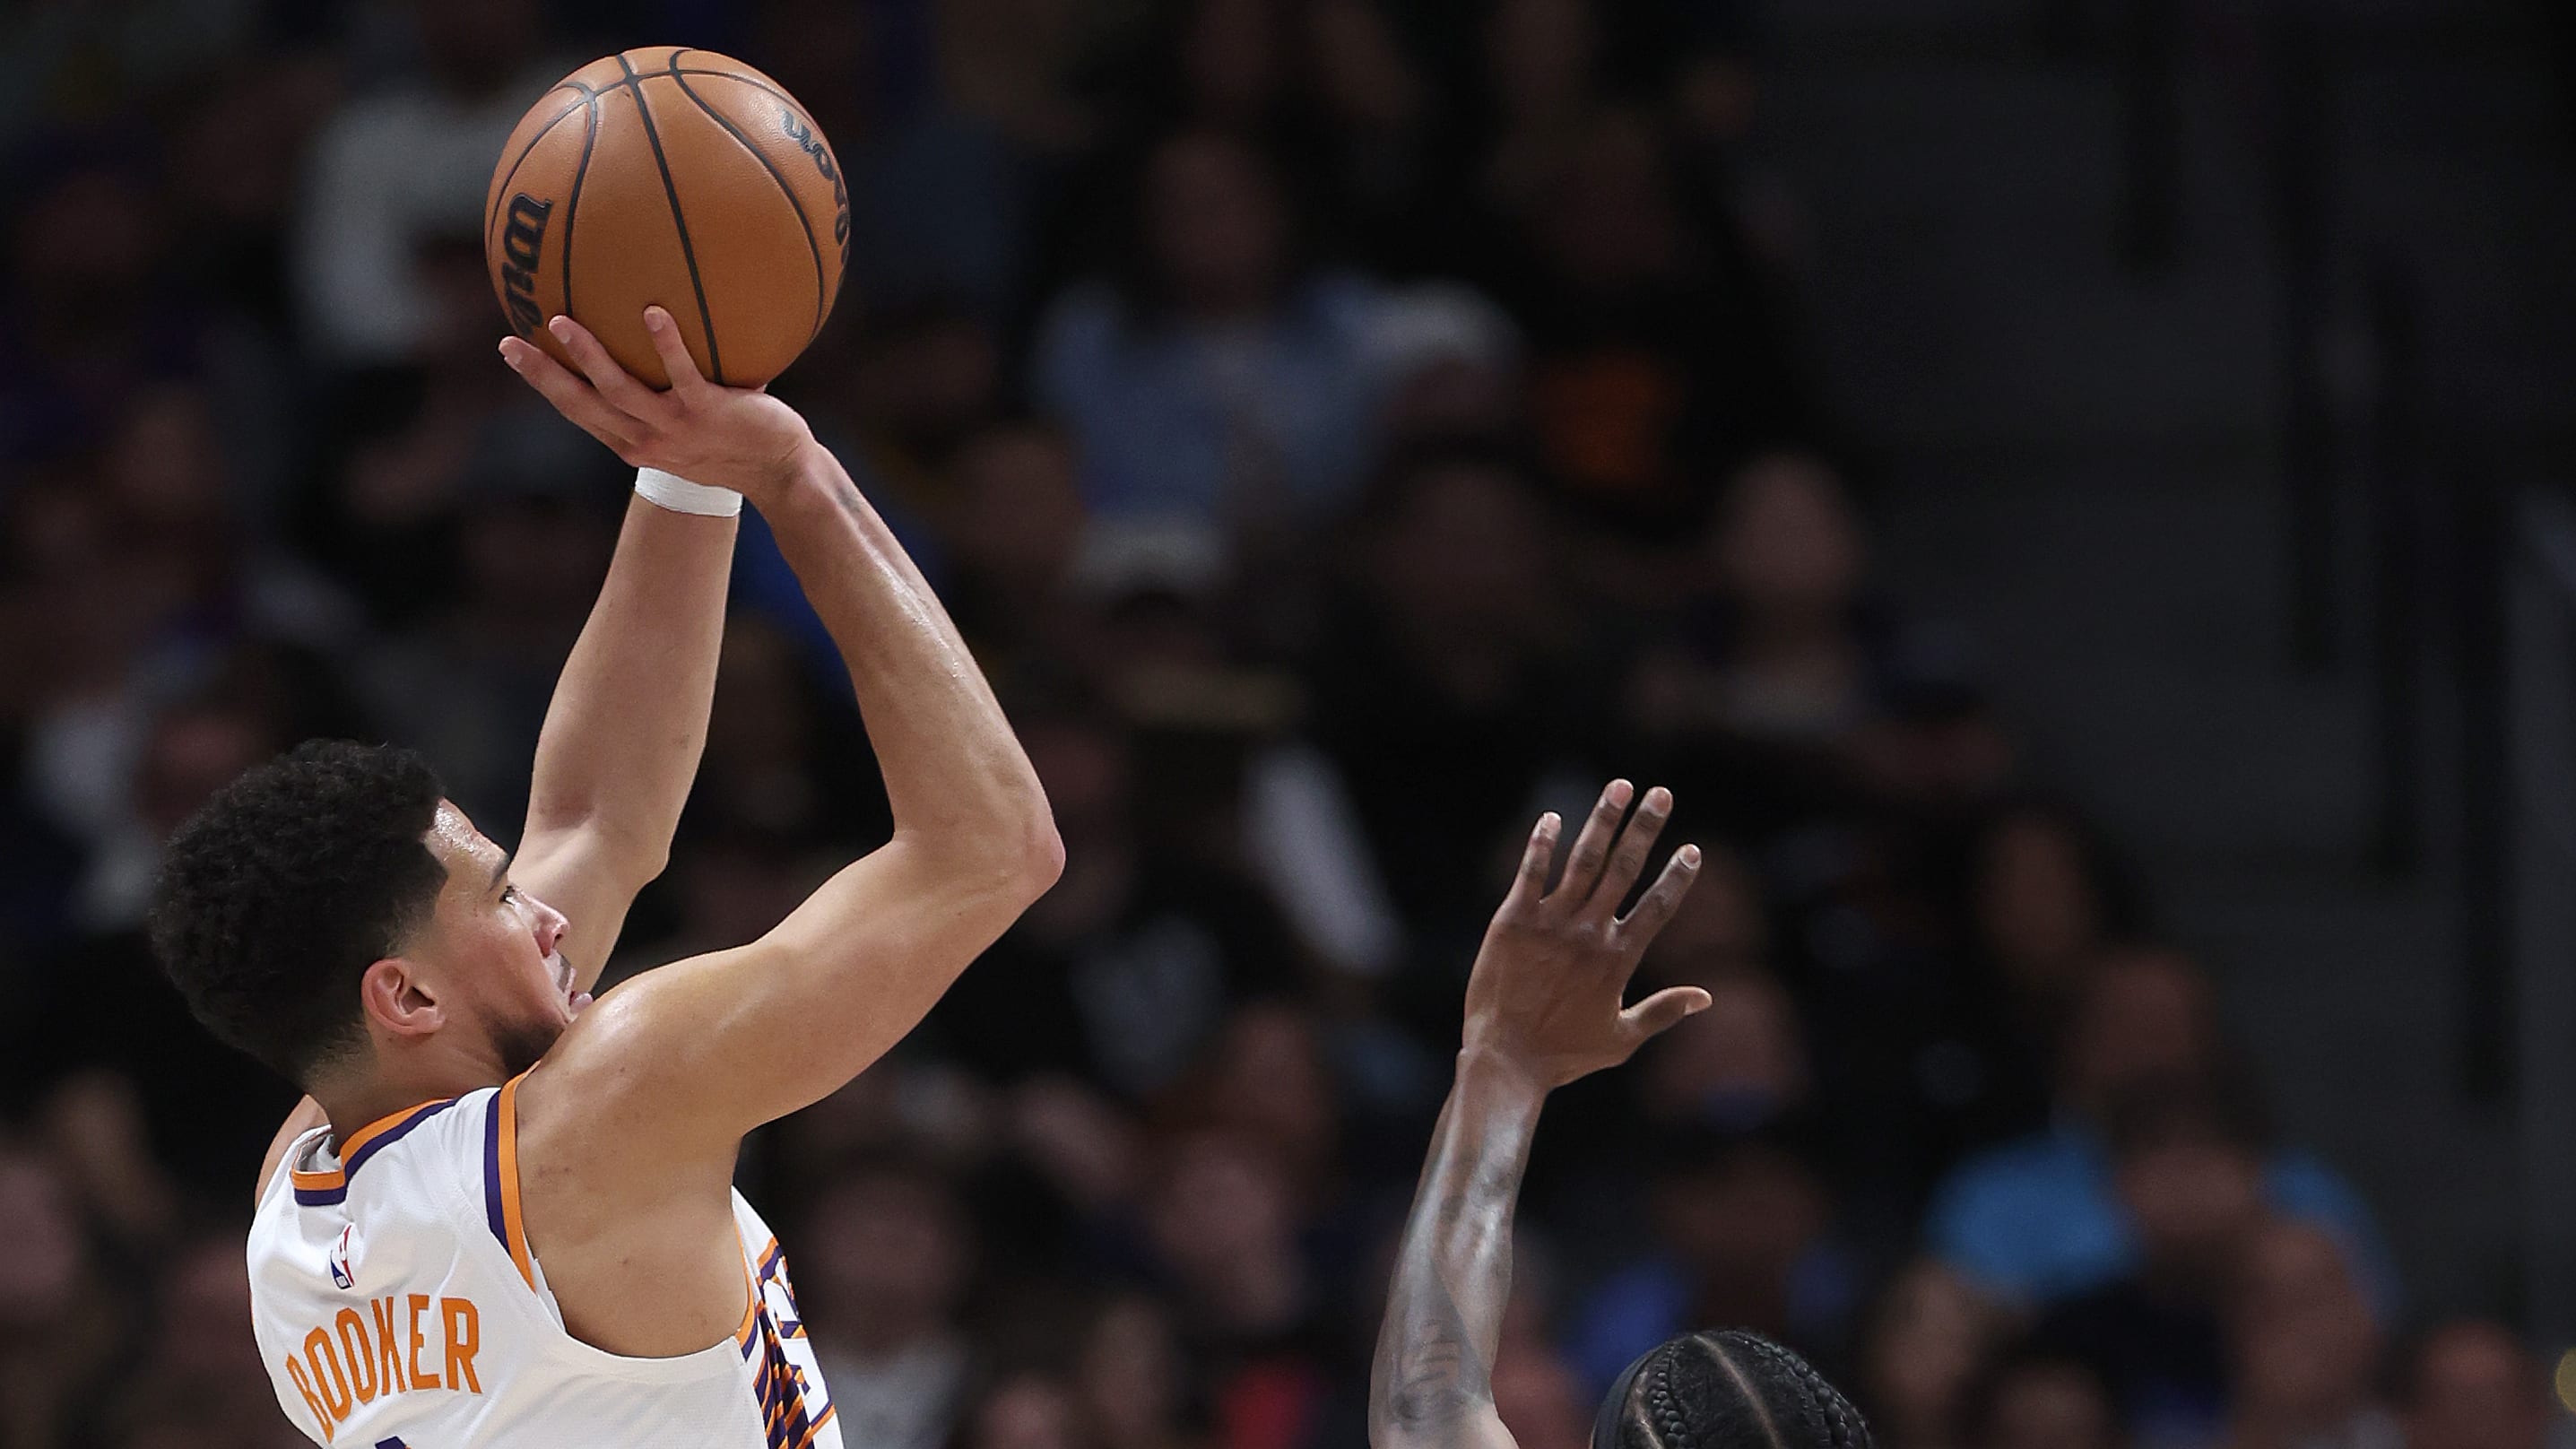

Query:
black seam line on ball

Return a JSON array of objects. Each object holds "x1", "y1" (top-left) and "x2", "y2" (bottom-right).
[
  {"x1": 486, "y1": 82, "x2": 592, "y2": 258},
  {"x1": 616, "y1": 51, "x2": 723, "y2": 385},
  {"x1": 666, "y1": 50, "x2": 827, "y2": 339},
  {"x1": 670, "y1": 68, "x2": 820, "y2": 130},
  {"x1": 562, "y1": 90, "x2": 599, "y2": 323}
]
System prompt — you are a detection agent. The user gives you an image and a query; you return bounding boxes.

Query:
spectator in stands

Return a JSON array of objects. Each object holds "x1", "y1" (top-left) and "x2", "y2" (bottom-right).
[
  {"x1": 1305, "y1": 443, "x2": 1601, "y2": 960},
  {"x1": 929, "y1": 701, "x2": 1308, "y2": 1097},
  {"x1": 108, "y1": 1233, "x2": 291, "y2": 1448},
  {"x1": 1033, "y1": 127, "x2": 1397, "y2": 534},
  {"x1": 167, "y1": 56, "x2": 342, "y2": 348},
  {"x1": 1634, "y1": 967, "x2": 1810, "y2": 1137},
  {"x1": 1143, "y1": 1127, "x2": 1331, "y2": 1449},
  {"x1": 20, "y1": 649, "x2": 353, "y2": 1197},
  {"x1": 2399, "y1": 1319, "x2": 2558, "y2": 1449},
  {"x1": 1193, "y1": 1003, "x2": 1342, "y2": 1209},
  {"x1": 1118, "y1": 0, "x2": 1427, "y2": 264},
  {"x1": 355, "y1": 459, "x2": 624, "y2": 826},
  {"x1": 2033, "y1": 1082, "x2": 2280, "y2": 1449},
  {"x1": 1079, "y1": 1293, "x2": 1201, "y2": 1449},
  {"x1": 933, "y1": 418, "x2": 1094, "y2": 681},
  {"x1": 1967, "y1": 1346, "x2": 2128, "y2": 1449},
  {"x1": 1567, "y1": 1127, "x2": 1860, "y2": 1396},
  {"x1": 828, "y1": 0, "x2": 1092, "y2": 323},
  {"x1": 1929, "y1": 947, "x2": 2392, "y2": 1311},
  {"x1": 1622, "y1": 453, "x2": 1900, "y2": 777},
  {"x1": 30, "y1": 1071, "x2": 178, "y2": 1258},
  {"x1": 1967, "y1": 803, "x2": 2138, "y2": 1028},
  {"x1": 0, "y1": 1142, "x2": 119, "y2": 1448},
  {"x1": 809, "y1": 299, "x2": 1003, "y2": 534},
  {"x1": 1472, "y1": 101, "x2": 1806, "y2": 535},
  {"x1": 0, "y1": 152, "x2": 187, "y2": 465},
  {"x1": 293, "y1": 0, "x2": 559, "y2": 363},
  {"x1": 2219, "y1": 1221, "x2": 2398, "y2": 1449},
  {"x1": 956, "y1": 1369, "x2": 1090, "y2": 1449},
  {"x1": 802, "y1": 1158, "x2": 978, "y2": 1449},
  {"x1": 1857, "y1": 1260, "x2": 2009, "y2": 1449}
]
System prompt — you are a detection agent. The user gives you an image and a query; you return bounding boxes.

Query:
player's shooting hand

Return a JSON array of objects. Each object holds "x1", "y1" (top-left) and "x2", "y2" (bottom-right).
[
  {"x1": 499, "y1": 308, "x2": 815, "y2": 505},
  {"x1": 1460, "y1": 780, "x2": 1709, "y2": 1091}
]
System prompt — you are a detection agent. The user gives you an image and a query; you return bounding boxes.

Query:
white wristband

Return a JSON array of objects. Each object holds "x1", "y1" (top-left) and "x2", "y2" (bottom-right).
[{"x1": 634, "y1": 467, "x2": 742, "y2": 517}]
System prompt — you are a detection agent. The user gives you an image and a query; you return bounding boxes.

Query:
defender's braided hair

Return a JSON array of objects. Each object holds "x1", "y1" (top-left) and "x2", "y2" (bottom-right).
[{"x1": 1600, "y1": 1330, "x2": 1871, "y2": 1449}]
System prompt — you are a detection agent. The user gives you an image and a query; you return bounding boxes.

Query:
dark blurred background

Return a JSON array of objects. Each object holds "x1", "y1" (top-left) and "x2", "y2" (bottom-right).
[{"x1": 4, "y1": 0, "x2": 2576, "y2": 1446}]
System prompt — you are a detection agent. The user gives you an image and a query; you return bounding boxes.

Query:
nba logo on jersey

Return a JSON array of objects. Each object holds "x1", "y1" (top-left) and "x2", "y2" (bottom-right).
[{"x1": 328, "y1": 1224, "x2": 355, "y2": 1289}]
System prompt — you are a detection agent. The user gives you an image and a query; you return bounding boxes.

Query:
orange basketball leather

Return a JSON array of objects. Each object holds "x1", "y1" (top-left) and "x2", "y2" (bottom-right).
[{"x1": 484, "y1": 46, "x2": 848, "y2": 389}]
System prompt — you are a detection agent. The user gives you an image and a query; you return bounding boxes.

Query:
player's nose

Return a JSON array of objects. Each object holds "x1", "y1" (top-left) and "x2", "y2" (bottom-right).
[{"x1": 533, "y1": 898, "x2": 569, "y2": 951}]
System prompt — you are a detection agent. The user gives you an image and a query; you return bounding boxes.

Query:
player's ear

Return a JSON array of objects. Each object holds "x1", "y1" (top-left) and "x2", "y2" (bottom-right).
[{"x1": 360, "y1": 956, "x2": 445, "y2": 1040}]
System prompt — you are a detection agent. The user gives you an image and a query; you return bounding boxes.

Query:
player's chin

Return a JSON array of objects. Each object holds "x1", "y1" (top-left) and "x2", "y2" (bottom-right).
[{"x1": 492, "y1": 1012, "x2": 570, "y2": 1080}]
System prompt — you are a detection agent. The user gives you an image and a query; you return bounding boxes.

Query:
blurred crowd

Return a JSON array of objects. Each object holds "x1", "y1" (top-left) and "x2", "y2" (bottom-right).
[{"x1": 0, "y1": 2, "x2": 2564, "y2": 1448}]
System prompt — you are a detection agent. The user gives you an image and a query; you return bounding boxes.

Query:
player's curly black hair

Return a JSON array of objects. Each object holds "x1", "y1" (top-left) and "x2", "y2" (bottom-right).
[
  {"x1": 1592, "y1": 1330, "x2": 1872, "y2": 1449},
  {"x1": 147, "y1": 740, "x2": 448, "y2": 1085}
]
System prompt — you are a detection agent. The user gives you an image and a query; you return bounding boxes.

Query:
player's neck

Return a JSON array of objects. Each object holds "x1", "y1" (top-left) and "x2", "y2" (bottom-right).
[{"x1": 312, "y1": 1057, "x2": 502, "y2": 1149}]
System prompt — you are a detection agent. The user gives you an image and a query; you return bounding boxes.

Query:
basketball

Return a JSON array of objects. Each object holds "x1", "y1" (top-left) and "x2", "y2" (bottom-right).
[{"x1": 483, "y1": 46, "x2": 848, "y2": 389}]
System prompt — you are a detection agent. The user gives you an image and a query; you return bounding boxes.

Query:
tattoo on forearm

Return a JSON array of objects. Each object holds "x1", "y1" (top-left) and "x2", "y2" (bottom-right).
[
  {"x1": 1383, "y1": 1268, "x2": 1488, "y2": 1429},
  {"x1": 1370, "y1": 1082, "x2": 1537, "y2": 1448}
]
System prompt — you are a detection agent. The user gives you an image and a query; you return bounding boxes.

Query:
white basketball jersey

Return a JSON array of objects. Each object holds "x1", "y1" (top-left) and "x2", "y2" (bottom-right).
[{"x1": 247, "y1": 1076, "x2": 841, "y2": 1449}]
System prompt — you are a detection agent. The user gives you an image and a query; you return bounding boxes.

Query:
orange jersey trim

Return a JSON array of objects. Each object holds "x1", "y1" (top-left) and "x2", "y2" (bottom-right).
[
  {"x1": 291, "y1": 1097, "x2": 453, "y2": 1195},
  {"x1": 493, "y1": 1074, "x2": 536, "y2": 1289}
]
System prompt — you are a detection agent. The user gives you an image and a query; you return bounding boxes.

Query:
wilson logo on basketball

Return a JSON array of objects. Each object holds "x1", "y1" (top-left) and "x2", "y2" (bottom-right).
[
  {"x1": 779, "y1": 109, "x2": 851, "y2": 269},
  {"x1": 498, "y1": 194, "x2": 554, "y2": 338}
]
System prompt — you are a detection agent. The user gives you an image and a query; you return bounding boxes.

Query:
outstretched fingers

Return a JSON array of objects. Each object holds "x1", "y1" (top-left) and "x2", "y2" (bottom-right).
[
  {"x1": 1502, "y1": 811, "x2": 1562, "y2": 913},
  {"x1": 548, "y1": 314, "x2": 666, "y2": 421},
  {"x1": 499, "y1": 335, "x2": 637, "y2": 454},
  {"x1": 1548, "y1": 779, "x2": 1633, "y2": 905},
  {"x1": 1615, "y1": 843, "x2": 1702, "y2": 945},
  {"x1": 1585, "y1": 785, "x2": 1672, "y2": 916}
]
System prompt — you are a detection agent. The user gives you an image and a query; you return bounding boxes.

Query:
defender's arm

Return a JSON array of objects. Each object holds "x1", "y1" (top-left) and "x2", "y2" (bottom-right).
[
  {"x1": 1370, "y1": 785, "x2": 1706, "y2": 1449},
  {"x1": 1373, "y1": 1054, "x2": 1542, "y2": 1449}
]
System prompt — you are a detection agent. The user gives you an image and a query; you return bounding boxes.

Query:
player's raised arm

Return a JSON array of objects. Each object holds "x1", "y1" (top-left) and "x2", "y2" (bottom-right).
[
  {"x1": 1370, "y1": 783, "x2": 1706, "y2": 1449},
  {"x1": 507, "y1": 307, "x2": 1058, "y2": 1151},
  {"x1": 504, "y1": 315, "x2": 743, "y2": 992},
  {"x1": 250, "y1": 310, "x2": 753, "y2": 1207}
]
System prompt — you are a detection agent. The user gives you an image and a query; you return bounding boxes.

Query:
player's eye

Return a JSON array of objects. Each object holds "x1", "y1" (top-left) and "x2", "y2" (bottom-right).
[{"x1": 501, "y1": 885, "x2": 522, "y2": 906}]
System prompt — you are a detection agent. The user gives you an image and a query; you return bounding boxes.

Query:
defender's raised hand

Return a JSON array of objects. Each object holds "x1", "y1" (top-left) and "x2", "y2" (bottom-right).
[
  {"x1": 1461, "y1": 780, "x2": 1709, "y2": 1090},
  {"x1": 499, "y1": 308, "x2": 814, "y2": 505}
]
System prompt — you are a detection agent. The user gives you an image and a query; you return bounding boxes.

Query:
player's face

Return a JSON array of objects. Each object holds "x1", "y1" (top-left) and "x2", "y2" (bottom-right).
[{"x1": 414, "y1": 802, "x2": 580, "y2": 1076}]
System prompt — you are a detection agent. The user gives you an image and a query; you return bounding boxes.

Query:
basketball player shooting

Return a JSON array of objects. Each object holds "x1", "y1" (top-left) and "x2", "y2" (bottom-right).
[
  {"x1": 149, "y1": 309, "x2": 1060, "y2": 1447},
  {"x1": 1370, "y1": 782, "x2": 1874, "y2": 1449}
]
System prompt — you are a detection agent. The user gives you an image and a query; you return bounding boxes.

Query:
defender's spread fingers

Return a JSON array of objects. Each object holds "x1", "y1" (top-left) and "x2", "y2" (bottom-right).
[
  {"x1": 1548, "y1": 780, "x2": 1633, "y2": 904},
  {"x1": 1502, "y1": 812, "x2": 1561, "y2": 912},
  {"x1": 1614, "y1": 843, "x2": 1702, "y2": 944},
  {"x1": 1586, "y1": 785, "x2": 1672, "y2": 915}
]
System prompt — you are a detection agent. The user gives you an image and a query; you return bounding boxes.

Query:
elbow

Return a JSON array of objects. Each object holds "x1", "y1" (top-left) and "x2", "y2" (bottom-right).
[
  {"x1": 991, "y1": 763, "x2": 1063, "y2": 899},
  {"x1": 1010, "y1": 810, "x2": 1065, "y2": 901},
  {"x1": 919, "y1": 799, "x2": 1061, "y2": 907}
]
